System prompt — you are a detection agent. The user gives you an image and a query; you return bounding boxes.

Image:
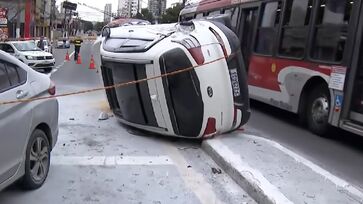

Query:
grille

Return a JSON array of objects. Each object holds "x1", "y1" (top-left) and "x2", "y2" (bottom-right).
[{"x1": 34, "y1": 63, "x2": 54, "y2": 68}]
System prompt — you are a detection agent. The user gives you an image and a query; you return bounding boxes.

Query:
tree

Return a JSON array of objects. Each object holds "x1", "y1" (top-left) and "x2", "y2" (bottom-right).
[
  {"x1": 94, "y1": 21, "x2": 106, "y2": 32},
  {"x1": 160, "y1": 4, "x2": 182, "y2": 23},
  {"x1": 82, "y1": 20, "x2": 93, "y2": 32},
  {"x1": 133, "y1": 8, "x2": 154, "y2": 23}
]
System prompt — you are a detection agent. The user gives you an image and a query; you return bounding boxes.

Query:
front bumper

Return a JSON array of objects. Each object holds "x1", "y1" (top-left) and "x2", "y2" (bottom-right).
[{"x1": 28, "y1": 59, "x2": 55, "y2": 70}]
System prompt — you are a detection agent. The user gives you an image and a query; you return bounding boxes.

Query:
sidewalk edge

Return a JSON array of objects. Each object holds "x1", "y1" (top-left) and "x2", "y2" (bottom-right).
[{"x1": 202, "y1": 139, "x2": 292, "y2": 204}]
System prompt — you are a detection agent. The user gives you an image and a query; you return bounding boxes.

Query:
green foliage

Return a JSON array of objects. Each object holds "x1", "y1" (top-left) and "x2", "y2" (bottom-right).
[
  {"x1": 94, "y1": 21, "x2": 106, "y2": 31},
  {"x1": 160, "y1": 3, "x2": 182, "y2": 23},
  {"x1": 133, "y1": 8, "x2": 154, "y2": 23},
  {"x1": 82, "y1": 20, "x2": 94, "y2": 32}
]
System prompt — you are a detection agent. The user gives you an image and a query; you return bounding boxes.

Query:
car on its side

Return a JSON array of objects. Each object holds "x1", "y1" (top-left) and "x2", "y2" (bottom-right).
[
  {"x1": 100, "y1": 20, "x2": 250, "y2": 138},
  {"x1": 0, "y1": 40, "x2": 55, "y2": 73},
  {"x1": 0, "y1": 50, "x2": 58, "y2": 191}
]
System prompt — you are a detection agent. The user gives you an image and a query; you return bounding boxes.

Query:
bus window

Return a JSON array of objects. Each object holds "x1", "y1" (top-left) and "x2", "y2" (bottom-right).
[
  {"x1": 311, "y1": 0, "x2": 354, "y2": 62},
  {"x1": 224, "y1": 7, "x2": 240, "y2": 32},
  {"x1": 255, "y1": 1, "x2": 282, "y2": 55},
  {"x1": 279, "y1": 0, "x2": 313, "y2": 58}
]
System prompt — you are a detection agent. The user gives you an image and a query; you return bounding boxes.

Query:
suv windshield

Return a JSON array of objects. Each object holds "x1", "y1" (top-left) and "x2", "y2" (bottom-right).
[{"x1": 13, "y1": 41, "x2": 41, "y2": 51}]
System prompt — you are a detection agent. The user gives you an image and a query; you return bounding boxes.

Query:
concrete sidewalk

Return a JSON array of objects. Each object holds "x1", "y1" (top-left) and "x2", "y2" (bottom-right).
[{"x1": 202, "y1": 132, "x2": 363, "y2": 204}]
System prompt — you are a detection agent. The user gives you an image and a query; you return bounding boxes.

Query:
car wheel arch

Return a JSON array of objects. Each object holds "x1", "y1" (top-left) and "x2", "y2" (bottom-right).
[{"x1": 33, "y1": 123, "x2": 52, "y2": 150}]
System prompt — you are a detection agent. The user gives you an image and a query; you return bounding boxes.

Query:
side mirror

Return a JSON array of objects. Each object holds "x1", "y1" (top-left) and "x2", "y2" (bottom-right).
[{"x1": 102, "y1": 26, "x2": 111, "y2": 38}]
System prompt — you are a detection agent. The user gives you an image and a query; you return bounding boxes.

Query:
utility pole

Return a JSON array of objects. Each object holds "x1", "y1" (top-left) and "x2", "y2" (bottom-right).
[
  {"x1": 16, "y1": 0, "x2": 21, "y2": 38},
  {"x1": 50, "y1": 0, "x2": 55, "y2": 42}
]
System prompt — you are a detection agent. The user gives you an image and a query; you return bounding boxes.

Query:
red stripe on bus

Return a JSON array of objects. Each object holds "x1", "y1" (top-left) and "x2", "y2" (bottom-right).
[{"x1": 247, "y1": 55, "x2": 332, "y2": 92}]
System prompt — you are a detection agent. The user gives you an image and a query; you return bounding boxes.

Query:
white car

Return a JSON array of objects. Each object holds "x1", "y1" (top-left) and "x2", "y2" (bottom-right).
[
  {"x1": 0, "y1": 50, "x2": 58, "y2": 191},
  {"x1": 35, "y1": 39, "x2": 52, "y2": 53},
  {"x1": 0, "y1": 40, "x2": 55, "y2": 73},
  {"x1": 100, "y1": 20, "x2": 250, "y2": 138}
]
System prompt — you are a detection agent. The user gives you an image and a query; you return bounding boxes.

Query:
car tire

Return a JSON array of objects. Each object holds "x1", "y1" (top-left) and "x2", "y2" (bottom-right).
[
  {"x1": 20, "y1": 129, "x2": 51, "y2": 190},
  {"x1": 306, "y1": 84, "x2": 331, "y2": 136}
]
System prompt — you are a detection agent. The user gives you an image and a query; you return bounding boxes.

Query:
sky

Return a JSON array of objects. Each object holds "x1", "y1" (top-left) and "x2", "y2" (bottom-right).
[{"x1": 56, "y1": 0, "x2": 180, "y2": 22}]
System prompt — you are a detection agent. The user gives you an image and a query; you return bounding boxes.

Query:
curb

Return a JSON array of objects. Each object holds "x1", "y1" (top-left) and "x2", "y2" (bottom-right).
[{"x1": 201, "y1": 139, "x2": 293, "y2": 204}]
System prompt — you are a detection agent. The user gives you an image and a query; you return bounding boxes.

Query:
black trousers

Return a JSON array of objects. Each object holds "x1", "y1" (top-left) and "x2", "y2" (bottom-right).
[{"x1": 75, "y1": 46, "x2": 81, "y2": 60}]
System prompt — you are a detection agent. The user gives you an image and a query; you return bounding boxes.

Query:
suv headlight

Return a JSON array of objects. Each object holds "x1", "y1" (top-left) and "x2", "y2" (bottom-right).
[{"x1": 25, "y1": 56, "x2": 35, "y2": 60}]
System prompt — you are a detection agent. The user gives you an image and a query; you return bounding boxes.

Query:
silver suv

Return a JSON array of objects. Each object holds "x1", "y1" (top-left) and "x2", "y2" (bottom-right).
[{"x1": 0, "y1": 50, "x2": 59, "y2": 191}]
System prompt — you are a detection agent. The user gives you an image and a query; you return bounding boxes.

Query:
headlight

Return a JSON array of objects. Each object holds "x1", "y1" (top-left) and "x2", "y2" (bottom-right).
[{"x1": 25, "y1": 56, "x2": 35, "y2": 60}]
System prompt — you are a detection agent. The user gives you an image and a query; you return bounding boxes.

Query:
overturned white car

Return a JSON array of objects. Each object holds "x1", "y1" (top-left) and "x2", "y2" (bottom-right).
[{"x1": 99, "y1": 19, "x2": 250, "y2": 138}]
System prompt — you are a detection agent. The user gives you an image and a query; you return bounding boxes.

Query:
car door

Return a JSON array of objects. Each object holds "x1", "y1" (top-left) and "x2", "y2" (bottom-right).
[{"x1": 0, "y1": 60, "x2": 33, "y2": 184}]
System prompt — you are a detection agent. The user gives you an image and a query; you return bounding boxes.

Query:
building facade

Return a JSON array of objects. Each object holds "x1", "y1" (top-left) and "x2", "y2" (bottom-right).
[
  {"x1": 118, "y1": 0, "x2": 139, "y2": 18},
  {"x1": 2, "y1": 0, "x2": 58, "y2": 39},
  {"x1": 148, "y1": 0, "x2": 166, "y2": 18},
  {"x1": 104, "y1": 4, "x2": 112, "y2": 23}
]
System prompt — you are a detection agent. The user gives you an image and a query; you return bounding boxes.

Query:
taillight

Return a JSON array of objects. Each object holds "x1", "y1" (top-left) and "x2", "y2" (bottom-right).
[
  {"x1": 48, "y1": 80, "x2": 56, "y2": 95},
  {"x1": 173, "y1": 37, "x2": 205, "y2": 65},
  {"x1": 203, "y1": 117, "x2": 216, "y2": 137},
  {"x1": 209, "y1": 27, "x2": 228, "y2": 57}
]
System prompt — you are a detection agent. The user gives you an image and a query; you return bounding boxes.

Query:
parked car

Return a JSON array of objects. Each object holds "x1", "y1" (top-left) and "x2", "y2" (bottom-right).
[
  {"x1": 0, "y1": 40, "x2": 55, "y2": 73},
  {"x1": 0, "y1": 50, "x2": 58, "y2": 191},
  {"x1": 35, "y1": 38, "x2": 52, "y2": 53},
  {"x1": 100, "y1": 20, "x2": 250, "y2": 138},
  {"x1": 56, "y1": 38, "x2": 70, "y2": 49}
]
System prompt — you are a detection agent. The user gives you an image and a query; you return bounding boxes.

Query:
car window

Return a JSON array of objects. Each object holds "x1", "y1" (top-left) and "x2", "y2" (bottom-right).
[
  {"x1": 0, "y1": 44, "x2": 15, "y2": 53},
  {"x1": 5, "y1": 63, "x2": 26, "y2": 86},
  {"x1": 0, "y1": 63, "x2": 11, "y2": 92}
]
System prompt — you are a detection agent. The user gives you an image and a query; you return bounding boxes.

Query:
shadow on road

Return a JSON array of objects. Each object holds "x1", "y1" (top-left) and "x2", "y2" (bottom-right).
[{"x1": 250, "y1": 100, "x2": 363, "y2": 154}]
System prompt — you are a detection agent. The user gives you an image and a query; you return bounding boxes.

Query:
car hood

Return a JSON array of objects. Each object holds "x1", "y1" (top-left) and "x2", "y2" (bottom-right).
[{"x1": 21, "y1": 50, "x2": 53, "y2": 57}]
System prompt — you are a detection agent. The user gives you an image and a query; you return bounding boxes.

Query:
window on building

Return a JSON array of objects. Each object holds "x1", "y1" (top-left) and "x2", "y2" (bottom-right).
[
  {"x1": 255, "y1": 1, "x2": 282, "y2": 55},
  {"x1": 311, "y1": 0, "x2": 354, "y2": 62},
  {"x1": 279, "y1": 0, "x2": 312, "y2": 58}
]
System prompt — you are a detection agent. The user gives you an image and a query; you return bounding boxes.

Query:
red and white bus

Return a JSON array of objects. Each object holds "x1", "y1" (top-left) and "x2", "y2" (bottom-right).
[{"x1": 180, "y1": 0, "x2": 363, "y2": 136}]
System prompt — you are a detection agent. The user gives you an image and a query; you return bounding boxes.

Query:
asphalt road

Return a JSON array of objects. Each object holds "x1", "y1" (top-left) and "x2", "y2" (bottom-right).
[
  {"x1": 246, "y1": 100, "x2": 363, "y2": 190},
  {"x1": 0, "y1": 42, "x2": 255, "y2": 204}
]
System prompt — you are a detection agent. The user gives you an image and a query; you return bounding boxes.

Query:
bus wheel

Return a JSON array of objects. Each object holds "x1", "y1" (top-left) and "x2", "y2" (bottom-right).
[{"x1": 306, "y1": 85, "x2": 330, "y2": 136}]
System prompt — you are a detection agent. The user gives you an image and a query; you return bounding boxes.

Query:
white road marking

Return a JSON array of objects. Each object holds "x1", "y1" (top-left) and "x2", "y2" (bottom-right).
[
  {"x1": 69, "y1": 51, "x2": 75, "y2": 59},
  {"x1": 207, "y1": 139, "x2": 294, "y2": 204},
  {"x1": 164, "y1": 144, "x2": 224, "y2": 204},
  {"x1": 242, "y1": 134, "x2": 363, "y2": 201},
  {"x1": 51, "y1": 155, "x2": 174, "y2": 166},
  {"x1": 48, "y1": 50, "x2": 76, "y2": 76}
]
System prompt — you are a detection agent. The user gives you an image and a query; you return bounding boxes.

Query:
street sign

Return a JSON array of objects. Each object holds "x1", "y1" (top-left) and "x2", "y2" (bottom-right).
[{"x1": 63, "y1": 1, "x2": 77, "y2": 11}]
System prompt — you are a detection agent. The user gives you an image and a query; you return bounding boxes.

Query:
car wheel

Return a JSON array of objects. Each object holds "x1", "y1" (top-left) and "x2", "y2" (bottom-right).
[
  {"x1": 21, "y1": 129, "x2": 50, "y2": 190},
  {"x1": 306, "y1": 85, "x2": 331, "y2": 136}
]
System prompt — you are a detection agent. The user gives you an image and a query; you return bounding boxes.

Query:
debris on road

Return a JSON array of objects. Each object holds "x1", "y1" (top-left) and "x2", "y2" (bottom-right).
[
  {"x1": 98, "y1": 112, "x2": 109, "y2": 121},
  {"x1": 177, "y1": 146, "x2": 199, "y2": 150},
  {"x1": 211, "y1": 167, "x2": 222, "y2": 174},
  {"x1": 69, "y1": 118, "x2": 75, "y2": 121}
]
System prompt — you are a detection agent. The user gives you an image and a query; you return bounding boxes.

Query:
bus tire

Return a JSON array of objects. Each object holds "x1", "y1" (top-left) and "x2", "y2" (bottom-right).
[{"x1": 306, "y1": 84, "x2": 330, "y2": 136}]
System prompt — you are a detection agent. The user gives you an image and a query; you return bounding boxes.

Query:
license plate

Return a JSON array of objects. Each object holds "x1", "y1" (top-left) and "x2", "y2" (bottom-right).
[{"x1": 229, "y1": 68, "x2": 241, "y2": 97}]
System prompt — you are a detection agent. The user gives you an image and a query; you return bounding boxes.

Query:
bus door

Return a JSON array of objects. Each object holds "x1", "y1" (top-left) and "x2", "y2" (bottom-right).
[
  {"x1": 238, "y1": 6, "x2": 259, "y2": 69},
  {"x1": 348, "y1": 18, "x2": 363, "y2": 126},
  {"x1": 340, "y1": 0, "x2": 363, "y2": 133}
]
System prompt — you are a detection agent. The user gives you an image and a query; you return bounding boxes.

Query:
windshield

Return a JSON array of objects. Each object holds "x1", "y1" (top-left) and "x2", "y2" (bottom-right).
[{"x1": 13, "y1": 41, "x2": 41, "y2": 51}]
